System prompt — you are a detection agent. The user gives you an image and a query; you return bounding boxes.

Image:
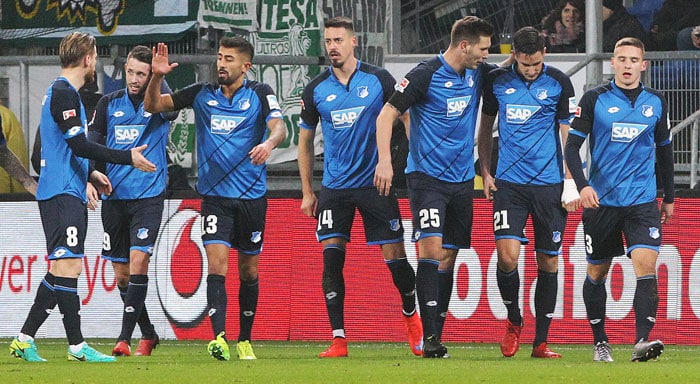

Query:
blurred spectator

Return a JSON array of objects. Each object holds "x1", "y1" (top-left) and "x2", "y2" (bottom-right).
[
  {"x1": 676, "y1": 25, "x2": 700, "y2": 50},
  {"x1": 648, "y1": 0, "x2": 700, "y2": 50},
  {"x1": 540, "y1": 0, "x2": 585, "y2": 53},
  {"x1": 602, "y1": 0, "x2": 649, "y2": 52},
  {"x1": 0, "y1": 103, "x2": 30, "y2": 193},
  {"x1": 627, "y1": 0, "x2": 664, "y2": 31}
]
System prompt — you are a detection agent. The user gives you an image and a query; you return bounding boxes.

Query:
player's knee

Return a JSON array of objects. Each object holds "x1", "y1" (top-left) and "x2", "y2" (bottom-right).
[
  {"x1": 536, "y1": 254, "x2": 559, "y2": 273},
  {"x1": 116, "y1": 275, "x2": 129, "y2": 288},
  {"x1": 381, "y1": 242, "x2": 406, "y2": 261}
]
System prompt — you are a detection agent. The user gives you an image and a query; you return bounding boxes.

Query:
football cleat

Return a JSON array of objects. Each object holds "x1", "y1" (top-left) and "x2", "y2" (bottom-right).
[
  {"x1": 112, "y1": 340, "x2": 131, "y2": 356},
  {"x1": 135, "y1": 333, "x2": 160, "y2": 356},
  {"x1": 403, "y1": 312, "x2": 424, "y2": 356},
  {"x1": 631, "y1": 339, "x2": 664, "y2": 362},
  {"x1": 318, "y1": 337, "x2": 348, "y2": 358},
  {"x1": 9, "y1": 338, "x2": 47, "y2": 362},
  {"x1": 500, "y1": 320, "x2": 522, "y2": 357},
  {"x1": 422, "y1": 334, "x2": 448, "y2": 358},
  {"x1": 593, "y1": 341, "x2": 614, "y2": 362},
  {"x1": 67, "y1": 344, "x2": 116, "y2": 362},
  {"x1": 236, "y1": 340, "x2": 257, "y2": 360},
  {"x1": 207, "y1": 332, "x2": 230, "y2": 361},
  {"x1": 531, "y1": 342, "x2": 562, "y2": 358}
]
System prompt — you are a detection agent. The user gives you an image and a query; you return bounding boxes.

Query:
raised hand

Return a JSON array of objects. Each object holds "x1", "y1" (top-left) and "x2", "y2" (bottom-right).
[{"x1": 151, "y1": 43, "x2": 179, "y2": 77}]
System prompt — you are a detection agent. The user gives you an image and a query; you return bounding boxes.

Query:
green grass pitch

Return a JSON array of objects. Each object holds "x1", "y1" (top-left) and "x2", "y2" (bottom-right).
[{"x1": 1, "y1": 339, "x2": 699, "y2": 383}]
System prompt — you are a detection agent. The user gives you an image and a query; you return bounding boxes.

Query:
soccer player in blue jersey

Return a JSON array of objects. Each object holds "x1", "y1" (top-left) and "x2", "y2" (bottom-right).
[
  {"x1": 375, "y1": 16, "x2": 495, "y2": 358},
  {"x1": 298, "y1": 16, "x2": 422, "y2": 358},
  {"x1": 0, "y1": 120, "x2": 37, "y2": 196},
  {"x1": 88, "y1": 45, "x2": 178, "y2": 357},
  {"x1": 477, "y1": 26, "x2": 580, "y2": 359},
  {"x1": 565, "y1": 37, "x2": 674, "y2": 362},
  {"x1": 144, "y1": 37, "x2": 286, "y2": 361},
  {"x1": 9, "y1": 32, "x2": 156, "y2": 363}
]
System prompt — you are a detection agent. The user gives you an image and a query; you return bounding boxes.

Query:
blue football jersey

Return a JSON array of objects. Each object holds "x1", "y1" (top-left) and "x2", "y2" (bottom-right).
[
  {"x1": 483, "y1": 64, "x2": 576, "y2": 185},
  {"x1": 570, "y1": 81, "x2": 670, "y2": 207},
  {"x1": 36, "y1": 77, "x2": 90, "y2": 201},
  {"x1": 389, "y1": 55, "x2": 494, "y2": 183},
  {"x1": 171, "y1": 80, "x2": 283, "y2": 199},
  {"x1": 299, "y1": 61, "x2": 395, "y2": 189},
  {"x1": 91, "y1": 89, "x2": 171, "y2": 199}
]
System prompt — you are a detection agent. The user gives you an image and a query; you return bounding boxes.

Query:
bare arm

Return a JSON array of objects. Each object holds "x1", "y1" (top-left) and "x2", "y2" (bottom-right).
[
  {"x1": 144, "y1": 43, "x2": 178, "y2": 113},
  {"x1": 399, "y1": 111, "x2": 410, "y2": 138},
  {"x1": 249, "y1": 117, "x2": 286, "y2": 165},
  {"x1": 297, "y1": 127, "x2": 317, "y2": 217},
  {"x1": 374, "y1": 103, "x2": 401, "y2": 196},
  {"x1": 0, "y1": 145, "x2": 37, "y2": 196},
  {"x1": 477, "y1": 113, "x2": 497, "y2": 200}
]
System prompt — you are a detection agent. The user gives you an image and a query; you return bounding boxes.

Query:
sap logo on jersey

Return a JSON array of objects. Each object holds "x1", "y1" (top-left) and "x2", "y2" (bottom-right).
[
  {"x1": 611, "y1": 122, "x2": 647, "y2": 142},
  {"x1": 331, "y1": 106, "x2": 365, "y2": 129},
  {"x1": 446, "y1": 96, "x2": 471, "y2": 117},
  {"x1": 211, "y1": 115, "x2": 245, "y2": 135},
  {"x1": 115, "y1": 125, "x2": 145, "y2": 144},
  {"x1": 506, "y1": 104, "x2": 541, "y2": 124}
]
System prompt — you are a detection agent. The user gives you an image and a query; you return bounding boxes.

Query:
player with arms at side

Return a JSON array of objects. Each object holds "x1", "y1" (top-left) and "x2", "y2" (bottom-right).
[
  {"x1": 298, "y1": 16, "x2": 422, "y2": 358},
  {"x1": 375, "y1": 16, "x2": 495, "y2": 357},
  {"x1": 565, "y1": 37, "x2": 674, "y2": 362},
  {"x1": 144, "y1": 37, "x2": 286, "y2": 361},
  {"x1": 9, "y1": 31, "x2": 155, "y2": 363},
  {"x1": 88, "y1": 45, "x2": 178, "y2": 357},
  {"x1": 477, "y1": 26, "x2": 580, "y2": 359}
]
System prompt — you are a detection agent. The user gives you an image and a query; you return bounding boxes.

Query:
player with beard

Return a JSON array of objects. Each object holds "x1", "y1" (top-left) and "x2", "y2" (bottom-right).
[
  {"x1": 298, "y1": 16, "x2": 422, "y2": 358},
  {"x1": 88, "y1": 45, "x2": 178, "y2": 357},
  {"x1": 478, "y1": 27, "x2": 579, "y2": 359},
  {"x1": 144, "y1": 37, "x2": 286, "y2": 361},
  {"x1": 9, "y1": 32, "x2": 155, "y2": 363}
]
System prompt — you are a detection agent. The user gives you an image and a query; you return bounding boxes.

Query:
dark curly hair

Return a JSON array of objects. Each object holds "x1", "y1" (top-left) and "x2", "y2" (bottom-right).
[{"x1": 540, "y1": 0, "x2": 585, "y2": 32}]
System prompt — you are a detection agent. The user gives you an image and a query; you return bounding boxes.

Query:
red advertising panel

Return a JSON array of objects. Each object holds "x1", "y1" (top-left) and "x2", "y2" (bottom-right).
[
  {"x1": 159, "y1": 198, "x2": 695, "y2": 345},
  {"x1": 1, "y1": 198, "x2": 697, "y2": 344}
]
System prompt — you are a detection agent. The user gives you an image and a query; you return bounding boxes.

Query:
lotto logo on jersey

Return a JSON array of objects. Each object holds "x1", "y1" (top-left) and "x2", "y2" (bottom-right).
[
  {"x1": 446, "y1": 96, "x2": 471, "y2": 117},
  {"x1": 331, "y1": 106, "x2": 365, "y2": 129},
  {"x1": 506, "y1": 104, "x2": 541, "y2": 124},
  {"x1": 211, "y1": 115, "x2": 246, "y2": 135},
  {"x1": 611, "y1": 122, "x2": 648, "y2": 142},
  {"x1": 115, "y1": 125, "x2": 145, "y2": 144}
]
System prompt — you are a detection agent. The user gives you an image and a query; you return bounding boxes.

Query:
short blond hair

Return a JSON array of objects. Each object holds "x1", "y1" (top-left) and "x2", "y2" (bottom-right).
[
  {"x1": 59, "y1": 32, "x2": 96, "y2": 68},
  {"x1": 614, "y1": 37, "x2": 645, "y2": 56}
]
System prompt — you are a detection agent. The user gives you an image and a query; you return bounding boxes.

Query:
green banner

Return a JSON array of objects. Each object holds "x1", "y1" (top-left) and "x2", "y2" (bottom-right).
[
  {"x1": 1, "y1": 0, "x2": 197, "y2": 41},
  {"x1": 195, "y1": 0, "x2": 324, "y2": 164}
]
